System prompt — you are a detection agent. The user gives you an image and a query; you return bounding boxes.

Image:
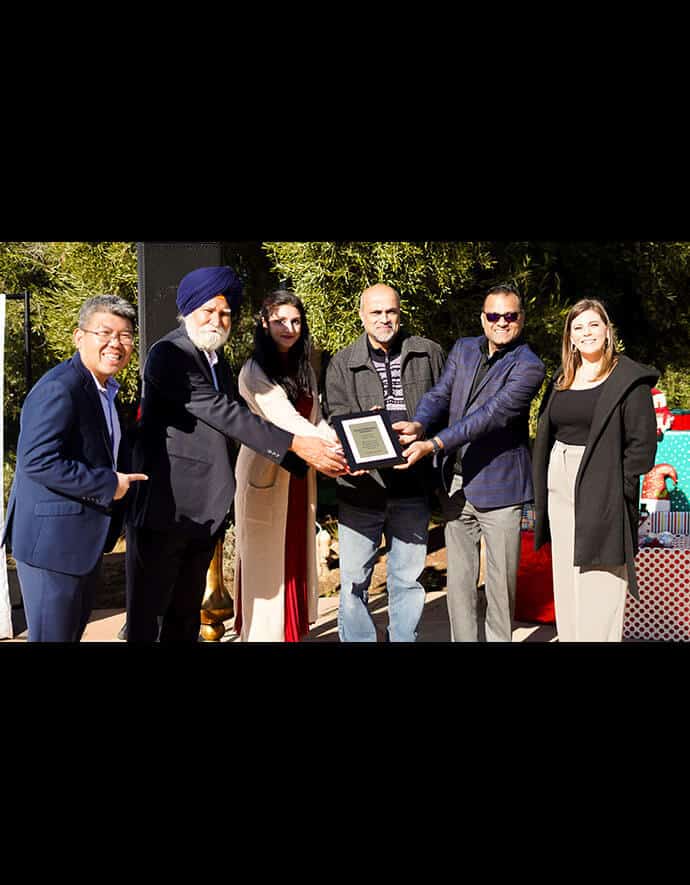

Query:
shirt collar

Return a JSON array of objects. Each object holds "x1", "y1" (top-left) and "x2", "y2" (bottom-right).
[
  {"x1": 480, "y1": 335, "x2": 523, "y2": 363},
  {"x1": 367, "y1": 333, "x2": 402, "y2": 362},
  {"x1": 89, "y1": 371, "x2": 120, "y2": 401}
]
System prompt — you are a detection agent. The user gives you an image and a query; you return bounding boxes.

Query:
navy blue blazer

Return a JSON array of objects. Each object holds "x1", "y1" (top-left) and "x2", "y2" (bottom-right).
[
  {"x1": 2, "y1": 352, "x2": 124, "y2": 576},
  {"x1": 413, "y1": 335, "x2": 545, "y2": 509}
]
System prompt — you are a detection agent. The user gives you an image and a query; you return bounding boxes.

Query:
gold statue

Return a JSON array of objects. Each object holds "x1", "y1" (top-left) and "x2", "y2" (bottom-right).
[{"x1": 199, "y1": 538, "x2": 234, "y2": 641}]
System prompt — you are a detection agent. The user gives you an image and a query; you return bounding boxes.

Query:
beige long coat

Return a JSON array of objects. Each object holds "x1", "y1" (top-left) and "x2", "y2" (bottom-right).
[{"x1": 232, "y1": 359, "x2": 334, "y2": 641}]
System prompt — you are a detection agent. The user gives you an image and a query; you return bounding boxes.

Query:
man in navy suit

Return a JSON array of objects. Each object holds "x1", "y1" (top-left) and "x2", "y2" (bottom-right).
[
  {"x1": 125, "y1": 266, "x2": 347, "y2": 642},
  {"x1": 395, "y1": 283, "x2": 545, "y2": 641},
  {"x1": 1, "y1": 295, "x2": 147, "y2": 642}
]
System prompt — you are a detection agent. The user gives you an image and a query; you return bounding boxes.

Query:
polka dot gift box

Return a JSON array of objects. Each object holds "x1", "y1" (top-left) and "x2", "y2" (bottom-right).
[
  {"x1": 624, "y1": 548, "x2": 690, "y2": 641},
  {"x1": 630, "y1": 426, "x2": 690, "y2": 640}
]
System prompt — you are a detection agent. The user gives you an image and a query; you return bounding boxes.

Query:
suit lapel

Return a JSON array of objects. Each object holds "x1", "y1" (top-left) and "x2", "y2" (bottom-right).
[
  {"x1": 194, "y1": 347, "x2": 216, "y2": 388},
  {"x1": 466, "y1": 345, "x2": 519, "y2": 409},
  {"x1": 176, "y1": 327, "x2": 217, "y2": 388},
  {"x1": 72, "y1": 353, "x2": 114, "y2": 461},
  {"x1": 217, "y1": 353, "x2": 236, "y2": 396},
  {"x1": 534, "y1": 380, "x2": 558, "y2": 449},
  {"x1": 459, "y1": 342, "x2": 483, "y2": 415},
  {"x1": 460, "y1": 341, "x2": 486, "y2": 415}
]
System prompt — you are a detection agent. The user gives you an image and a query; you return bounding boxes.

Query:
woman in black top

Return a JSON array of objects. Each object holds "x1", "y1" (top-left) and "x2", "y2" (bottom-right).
[{"x1": 532, "y1": 299, "x2": 658, "y2": 642}]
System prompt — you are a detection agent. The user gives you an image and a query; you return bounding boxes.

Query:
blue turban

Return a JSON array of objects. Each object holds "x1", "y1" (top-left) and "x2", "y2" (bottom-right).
[{"x1": 176, "y1": 266, "x2": 243, "y2": 317}]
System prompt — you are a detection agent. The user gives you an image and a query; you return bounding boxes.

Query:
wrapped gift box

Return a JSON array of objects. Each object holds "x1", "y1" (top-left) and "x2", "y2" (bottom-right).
[
  {"x1": 643, "y1": 430, "x2": 690, "y2": 511},
  {"x1": 670, "y1": 410, "x2": 690, "y2": 431},
  {"x1": 514, "y1": 530, "x2": 555, "y2": 624},
  {"x1": 520, "y1": 503, "x2": 536, "y2": 532},
  {"x1": 639, "y1": 534, "x2": 690, "y2": 550},
  {"x1": 624, "y1": 548, "x2": 690, "y2": 641},
  {"x1": 645, "y1": 511, "x2": 690, "y2": 534}
]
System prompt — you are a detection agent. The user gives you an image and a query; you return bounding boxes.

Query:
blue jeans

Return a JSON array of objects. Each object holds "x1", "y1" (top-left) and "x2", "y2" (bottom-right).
[{"x1": 337, "y1": 496, "x2": 430, "y2": 642}]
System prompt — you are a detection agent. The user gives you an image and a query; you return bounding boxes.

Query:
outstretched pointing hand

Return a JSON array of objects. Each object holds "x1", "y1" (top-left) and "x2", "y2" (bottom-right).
[{"x1": 114, "y1": 472, "x2": 149, "y2": 500}]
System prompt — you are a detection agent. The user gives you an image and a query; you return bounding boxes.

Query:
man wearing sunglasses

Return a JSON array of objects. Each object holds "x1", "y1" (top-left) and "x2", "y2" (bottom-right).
[
  {"x1": 2, "y1": 295, "x2": 147, "y2": 641},
  {"x1": 394, "y1": 283, "x2": 545, "y2": 642}
]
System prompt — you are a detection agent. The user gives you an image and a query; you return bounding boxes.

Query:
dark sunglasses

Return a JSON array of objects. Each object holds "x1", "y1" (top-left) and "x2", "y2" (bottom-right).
[{"x1": 483, "y1": 311, "x2": 521, "y2": 323}]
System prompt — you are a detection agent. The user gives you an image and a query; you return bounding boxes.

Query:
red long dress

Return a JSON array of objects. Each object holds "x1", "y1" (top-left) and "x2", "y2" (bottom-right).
[{"x1": 283, "y1": 392, "x2": 313, "y2": 642}]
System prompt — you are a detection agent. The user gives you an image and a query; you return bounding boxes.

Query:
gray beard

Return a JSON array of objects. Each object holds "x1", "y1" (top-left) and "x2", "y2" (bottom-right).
[
  {"x1": 184, "y1": 319, "x2": 230, "y2": 353},
  {"x1": 371, "y1": 329, "x2": 396, "y2": 346}
]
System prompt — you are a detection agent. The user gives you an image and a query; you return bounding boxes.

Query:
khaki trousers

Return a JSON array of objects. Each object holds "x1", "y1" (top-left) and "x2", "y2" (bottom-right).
[
  {"x1": 547, "y1": 440, "x2": 628, "y2": 642},
  {"x1": 441, "y1": 474, "x2": 522, "y2": 642}
]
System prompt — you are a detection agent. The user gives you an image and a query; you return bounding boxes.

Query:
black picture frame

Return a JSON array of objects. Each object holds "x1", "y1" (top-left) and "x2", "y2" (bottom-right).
[{"x1": 331, "y1": 409, "x2": 406, "y2": 471}]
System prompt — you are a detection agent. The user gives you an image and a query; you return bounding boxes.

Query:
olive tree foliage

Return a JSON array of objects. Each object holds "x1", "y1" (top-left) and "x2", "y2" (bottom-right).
[
  {"x1": 262, "y1": 242, "x2": 496, "y2": 355},
  {"x1": 261, "y1": 240, "x2": 572, "y2": 436},
  {"x1": 0, "y1": 242, "x2": 139, "y2": 419},
  {"x1": 262, "y1": 240, "x2": 690, "y2": 436},
  {"x1": 219, "y1": 241, "x2": 281, "y2": 373},
  {"x1": 1, "y1": 243, "x2": 56, "y2": 425},
  {"x1": 1, "y1": 241, "x2": 139, "y2": 501},
  {"x1": 623, "y1": 241, "x2": 690, "y2": 410},
  {"x1": 39, "y1": 242, "x2": 139, "y2": 403},
  {"x1": 489, "y1": 241, "x2": 690, "y2": 410}
]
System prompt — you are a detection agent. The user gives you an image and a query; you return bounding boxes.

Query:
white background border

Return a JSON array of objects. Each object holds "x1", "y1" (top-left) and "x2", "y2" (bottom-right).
[{"x1": 0, "y1": 294, "x2": 13, "y2": 638}]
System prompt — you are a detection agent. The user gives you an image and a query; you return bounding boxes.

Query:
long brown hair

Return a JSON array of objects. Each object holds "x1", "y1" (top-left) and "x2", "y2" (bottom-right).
[
  {"x1": 556, "y1": 298, "x2": 618, "y2": 390},
  {"x1": 252, "y1": 290, "x2": 312, "y2": 403}
]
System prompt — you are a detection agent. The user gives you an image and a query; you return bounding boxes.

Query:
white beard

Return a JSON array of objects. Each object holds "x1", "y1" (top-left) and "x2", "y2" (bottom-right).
[{"x1": 184, "y1": 318, "x2": 230, "y2": 353}]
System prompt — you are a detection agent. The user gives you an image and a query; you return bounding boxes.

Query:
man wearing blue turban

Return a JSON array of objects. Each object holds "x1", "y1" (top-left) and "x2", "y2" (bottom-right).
[{"x1": 125, "y1": 266, "x2": 347, "y2": 642}]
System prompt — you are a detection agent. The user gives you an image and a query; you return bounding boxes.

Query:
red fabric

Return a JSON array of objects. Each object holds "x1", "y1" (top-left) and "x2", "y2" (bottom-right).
[
  {"x1": 514, "y1": 530, "x2": 556, "y2": 624},
  {"x1": 671, "y1": 414, "x2": 690, "y2": 431},
  {"x1": 233, "y1": 558, "x2": 243, "y2": 636},
  {"x1": 284, "y1": 393, "x2": 313, "y2": 642}
]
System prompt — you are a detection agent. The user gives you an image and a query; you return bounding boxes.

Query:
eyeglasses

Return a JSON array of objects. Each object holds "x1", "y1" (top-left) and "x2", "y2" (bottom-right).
[
  {"x1": 483, "y1": 311, "x2": 521, "y2": 323},
  {"x1": 81, "y1": 328, "x2": 136, "y2": 345}
]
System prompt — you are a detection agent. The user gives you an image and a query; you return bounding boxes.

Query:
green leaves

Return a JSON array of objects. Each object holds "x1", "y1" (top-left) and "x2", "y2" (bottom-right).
[
  {"x1": 262, "y1": 241, "x2": 495, "y2": 353},
  {"x1": 1, "y1": 241, "x2": 140, "y2": 418},
  {"x1": 4, "y1": 238, "x2": 690, "y2": 463}
]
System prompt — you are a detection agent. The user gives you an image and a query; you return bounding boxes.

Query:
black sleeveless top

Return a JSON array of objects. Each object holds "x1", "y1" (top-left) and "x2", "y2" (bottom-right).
[{"x1": 550, "y1": 378, "x2": 609, "y2": 445}]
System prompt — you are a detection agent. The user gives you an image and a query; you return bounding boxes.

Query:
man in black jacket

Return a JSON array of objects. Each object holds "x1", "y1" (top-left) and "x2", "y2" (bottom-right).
[
  {"x1": 126, "y1": 266, "x2": 346, "y2": 642},
  {"x1": 323, "y1": 284, "x2": 445, "y2": 642}
]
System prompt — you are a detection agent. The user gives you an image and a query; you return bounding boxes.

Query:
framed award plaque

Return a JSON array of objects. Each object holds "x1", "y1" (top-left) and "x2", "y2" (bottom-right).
[{"x1": 331, "y1": 409, "x2": 406, "y2": 471}]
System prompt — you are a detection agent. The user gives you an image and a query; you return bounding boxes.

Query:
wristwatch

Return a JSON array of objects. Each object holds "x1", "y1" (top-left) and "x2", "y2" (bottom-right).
[{"x1": 430, "y1": 437, "x2": 441, "y2": 455}]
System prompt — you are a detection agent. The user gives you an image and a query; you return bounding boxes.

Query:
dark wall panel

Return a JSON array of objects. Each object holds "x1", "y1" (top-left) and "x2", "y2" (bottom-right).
[{"x1": 136, "y1": 242, "x2": 223, "y2": 366}]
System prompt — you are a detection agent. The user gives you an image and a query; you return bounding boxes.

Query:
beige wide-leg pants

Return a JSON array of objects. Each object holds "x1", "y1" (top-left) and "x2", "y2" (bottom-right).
[{"x1": 547, "y1": 440, "x2": 628, "y2": 642}]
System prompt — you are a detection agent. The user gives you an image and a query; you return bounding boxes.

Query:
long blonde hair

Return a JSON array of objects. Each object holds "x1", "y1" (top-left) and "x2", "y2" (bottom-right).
[{"x1": 556, "y1": 298, "x2": 618, "y2": 390}]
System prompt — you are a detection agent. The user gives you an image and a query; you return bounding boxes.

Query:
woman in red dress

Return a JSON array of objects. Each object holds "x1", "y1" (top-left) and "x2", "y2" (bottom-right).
[{"x1": 232, "y1": 291, "x2": 342, "y2": 641}]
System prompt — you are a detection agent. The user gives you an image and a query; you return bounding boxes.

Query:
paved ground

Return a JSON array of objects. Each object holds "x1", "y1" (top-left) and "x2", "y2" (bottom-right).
[
  {"x1": 3, "y1": 588, "x2": 557, "y2": 643},
  {"x1": 2, "y1": 525, "x2": 558, "y2": 643}
]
